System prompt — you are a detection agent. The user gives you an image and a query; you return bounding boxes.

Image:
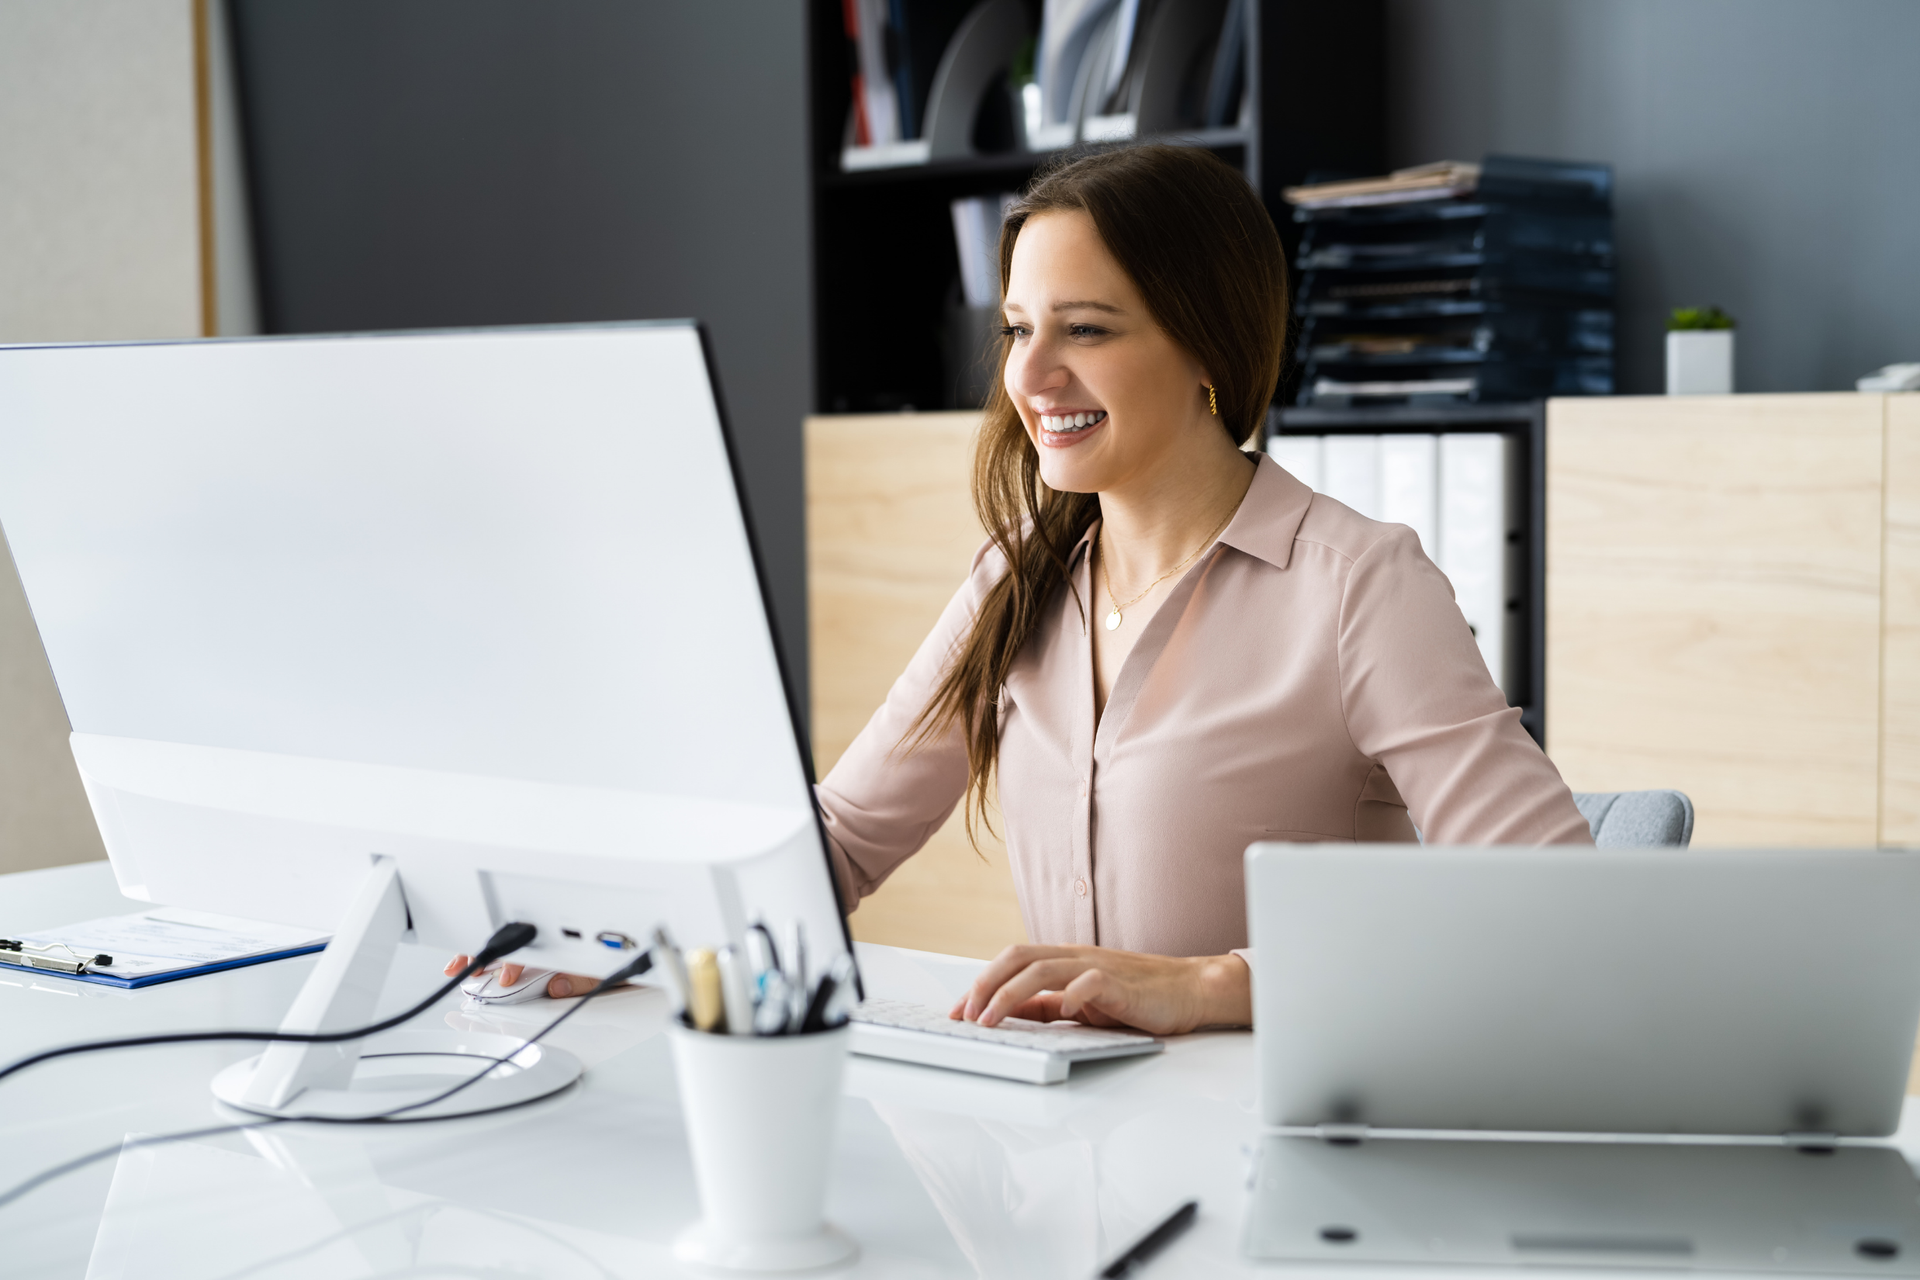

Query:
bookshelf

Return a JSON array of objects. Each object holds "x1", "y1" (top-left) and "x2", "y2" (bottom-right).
[{"x1": 806, "y1": 0, "x2": 1385, "y2": 414}]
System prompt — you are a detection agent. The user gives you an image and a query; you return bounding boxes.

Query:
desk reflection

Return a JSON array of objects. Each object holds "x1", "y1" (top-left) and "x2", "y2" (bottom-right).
[{"x1": 83, "y1": 1129, "x2": 648, "y2": 1279}]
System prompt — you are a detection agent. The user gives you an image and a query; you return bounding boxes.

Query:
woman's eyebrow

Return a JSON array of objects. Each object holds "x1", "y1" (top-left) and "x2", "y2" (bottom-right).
[{"x1": 1052, "y1": 300, "x2": 1125, "y2": 315}]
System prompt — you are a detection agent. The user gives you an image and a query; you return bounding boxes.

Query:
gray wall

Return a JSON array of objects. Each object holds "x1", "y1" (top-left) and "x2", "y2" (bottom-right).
[
  {"x1": 0, "y1": 0, "x2": 205, "y2": 874},
  {"x1": 230, "y1": 0, "x2": 815, "y2": 705},
  {"x1": 1387, "y1": 0, "x2": 1920, "y2": 395}
]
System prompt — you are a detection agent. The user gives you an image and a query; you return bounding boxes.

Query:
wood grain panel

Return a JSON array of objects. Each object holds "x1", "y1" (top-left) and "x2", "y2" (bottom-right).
[
  {"x1": 1546, "y1": 395, "x2": 1883, "y2": 846},
  {"x1": 1881, "y1": 395, "x2": 1920, "y2": 844},
  {"x1": 806, "y1": 412, "x2": 1027, "y2": 959}
]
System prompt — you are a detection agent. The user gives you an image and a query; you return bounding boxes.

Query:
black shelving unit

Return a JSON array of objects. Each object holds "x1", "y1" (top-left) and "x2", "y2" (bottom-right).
[
  {"x1": 1271, "y1": 401, "x2": 1548, "y2": 746},
  {"x1": 806, "y1": 0, "x2": 1385, "y2": 414}
]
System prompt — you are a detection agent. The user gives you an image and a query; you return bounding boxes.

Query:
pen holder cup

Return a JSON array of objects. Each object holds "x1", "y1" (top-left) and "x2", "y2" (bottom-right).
[{"x1": 667, "y1": 1022, "x2": 857, "y2": 1272}]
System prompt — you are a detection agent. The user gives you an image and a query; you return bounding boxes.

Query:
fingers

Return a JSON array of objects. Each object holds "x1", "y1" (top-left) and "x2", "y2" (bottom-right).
[
  {"x1": 500, "y1": 963, "x2": 524, "y2": 987},
  {"x1": 978, "y1": 958, "x2": 1096, "y2": 1026},
  {"x1": 443, "y1": 954, "x2": 471, "y2": 977},
  {"x1": 1057, "y1": 968, "x2": 1127, "y2": 1026},
  {"x1": 962, "y1": 945, "x2": 1077, "y2": 1022},
  {"x1": 1005, "y1": 991, "x2": 1066, "y2": 1022},
  {"x1": 546, "y1": 973, "x2": 600, "y2": 998},
  {"x1": 953, "y1": 988, "x2": 1062, "y2": 1024}
]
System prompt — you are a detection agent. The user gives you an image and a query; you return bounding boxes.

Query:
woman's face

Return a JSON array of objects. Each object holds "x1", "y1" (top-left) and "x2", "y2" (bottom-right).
[{"x1": 1001, "y1": 209, "x2": 1212, "y2": 496}]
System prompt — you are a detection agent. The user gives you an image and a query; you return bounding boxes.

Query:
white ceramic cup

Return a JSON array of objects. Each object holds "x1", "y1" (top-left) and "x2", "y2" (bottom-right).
[{"x1": 667, "y1": 1023, "x2": 857, "y2": 1272}]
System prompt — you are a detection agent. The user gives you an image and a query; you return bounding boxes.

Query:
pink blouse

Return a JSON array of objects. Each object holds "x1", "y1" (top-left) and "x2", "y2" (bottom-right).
[{"x1": 816, "y1": 454, "x2": 1592, "y2": 957}]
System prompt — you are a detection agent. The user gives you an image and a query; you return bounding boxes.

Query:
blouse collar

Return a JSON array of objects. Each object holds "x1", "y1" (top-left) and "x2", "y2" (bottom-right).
[{"x1": 1066, "y1": 452, "x2": 1311, "y2": 572}]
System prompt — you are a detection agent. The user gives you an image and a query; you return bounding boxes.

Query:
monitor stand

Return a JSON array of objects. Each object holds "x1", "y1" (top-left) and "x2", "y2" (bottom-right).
[{"x1": 210, "y1": 857, "x2": 583, "y2": 1121}]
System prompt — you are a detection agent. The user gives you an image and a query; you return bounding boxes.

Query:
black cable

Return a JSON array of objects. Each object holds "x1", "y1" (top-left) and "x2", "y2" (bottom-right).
[
  {"x1": 351, "y1": 948, "x2": 652, "y2": 1123},
  {"x1": 0, "y1": 947, "x2": 655, "y2": 1213},
  {"x1": 0, "y1": 921, "x2": 538, "y2": 1088}
]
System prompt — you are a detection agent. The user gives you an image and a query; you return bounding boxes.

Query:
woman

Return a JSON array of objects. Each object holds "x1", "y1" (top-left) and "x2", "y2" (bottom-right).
[{"x1": 457, "y1": 144, "x2": 1591, "y2": 1026}]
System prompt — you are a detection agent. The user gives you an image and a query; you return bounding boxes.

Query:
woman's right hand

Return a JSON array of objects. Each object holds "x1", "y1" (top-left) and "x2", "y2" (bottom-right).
[{"x1": 444, "y1": 955, "x2": 600, "y2": 998}]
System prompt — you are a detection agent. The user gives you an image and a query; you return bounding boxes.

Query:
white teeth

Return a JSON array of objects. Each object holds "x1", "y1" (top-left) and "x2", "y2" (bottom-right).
[{"x1": 1040, "y1": 411, "x2": 1105, "y2": 433}]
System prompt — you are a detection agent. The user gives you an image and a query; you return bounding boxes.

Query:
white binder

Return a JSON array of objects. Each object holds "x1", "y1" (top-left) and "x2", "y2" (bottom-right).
[{"x1": 1438, "y1": 433, "x2": 1516, "y2": 696}]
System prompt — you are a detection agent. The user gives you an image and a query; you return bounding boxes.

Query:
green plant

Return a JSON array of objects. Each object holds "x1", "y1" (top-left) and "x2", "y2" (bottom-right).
[
  {"x1": 1668, "y1": 306, "x2": 1736, "y2": 331},
  {"x1": 1009, "y1": 35, "x2": 1036, "y2": 88}
]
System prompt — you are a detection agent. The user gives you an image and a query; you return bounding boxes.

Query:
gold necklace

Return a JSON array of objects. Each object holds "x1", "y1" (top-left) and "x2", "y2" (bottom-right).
[{"x1": 1099, "y1": 506, "x2": 1236, "y2": 632}]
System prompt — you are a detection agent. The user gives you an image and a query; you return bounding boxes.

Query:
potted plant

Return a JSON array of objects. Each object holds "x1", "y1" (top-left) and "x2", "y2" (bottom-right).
[{"x1": 1666, "y1": 306, "x2": 1736, "y2": 395}]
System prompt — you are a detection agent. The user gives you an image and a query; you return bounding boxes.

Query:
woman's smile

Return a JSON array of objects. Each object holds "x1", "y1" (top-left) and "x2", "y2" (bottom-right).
[{"x1": 1036, "y1": 408, "x2": 1108, "y2": 446}]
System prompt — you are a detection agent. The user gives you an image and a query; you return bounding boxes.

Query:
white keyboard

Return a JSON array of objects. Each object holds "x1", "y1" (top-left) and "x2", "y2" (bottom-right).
[{"x1": 849, "y1": 999, "x2": 1162, "y2": 1084}]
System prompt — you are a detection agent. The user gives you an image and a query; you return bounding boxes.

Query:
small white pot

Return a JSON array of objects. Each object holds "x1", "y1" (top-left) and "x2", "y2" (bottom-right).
[
  {"x1": 1666, "y1": 330, "x2": 1735, "y2": 395},
  {"x1": 667, "y1": 1023, "x2": 857, "y2": 1272}
]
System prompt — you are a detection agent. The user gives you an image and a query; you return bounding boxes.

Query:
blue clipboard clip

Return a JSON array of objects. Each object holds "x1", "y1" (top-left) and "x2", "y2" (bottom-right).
[{"x1": 0, "y1": 940, "x2": 113, "y2": 975}]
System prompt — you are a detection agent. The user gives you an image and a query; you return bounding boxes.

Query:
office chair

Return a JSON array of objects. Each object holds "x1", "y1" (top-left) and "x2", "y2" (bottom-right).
[{"x1": 1573, "y1": 790, "x2": 1695, "y2": 848}]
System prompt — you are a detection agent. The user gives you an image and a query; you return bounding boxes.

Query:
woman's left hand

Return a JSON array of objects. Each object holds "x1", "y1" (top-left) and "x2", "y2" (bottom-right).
[{"x1": 949, "y1": 944, "x2": 1250, "y2": 1036}]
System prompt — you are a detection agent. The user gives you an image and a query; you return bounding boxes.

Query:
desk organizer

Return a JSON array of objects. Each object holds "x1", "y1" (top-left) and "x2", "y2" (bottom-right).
[{"x1": 668, "y1": 1022, "x2": 857, "y2": 1272}]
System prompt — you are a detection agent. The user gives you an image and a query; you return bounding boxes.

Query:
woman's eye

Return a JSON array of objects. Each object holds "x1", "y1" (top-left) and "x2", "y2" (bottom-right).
[
  {"x1": 999, "y1": 325, "x2": 1030, "y2": 340},
  {"x1": 1069, "y1": 324, "x2": 1107, "y2": 339}
]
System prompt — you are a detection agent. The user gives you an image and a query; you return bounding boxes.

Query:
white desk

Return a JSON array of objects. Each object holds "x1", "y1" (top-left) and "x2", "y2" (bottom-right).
[
  {"x1": 2, "y1": 861, "x2": 1264, "y2": 1279},
  {"x1": 7, "y1": 861, "x2": 1920, "y2": 1280}
]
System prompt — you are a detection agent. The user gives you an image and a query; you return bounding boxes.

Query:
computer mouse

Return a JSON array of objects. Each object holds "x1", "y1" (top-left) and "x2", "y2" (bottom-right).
[{"x1": 460, "y1": 967, "x2": 555, "y2": 1005}]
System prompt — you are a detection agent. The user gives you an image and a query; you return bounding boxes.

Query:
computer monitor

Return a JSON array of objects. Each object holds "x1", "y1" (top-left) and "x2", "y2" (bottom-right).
[{"x1": 0, "y1": 322, "x2": 851, "y2": 1117}]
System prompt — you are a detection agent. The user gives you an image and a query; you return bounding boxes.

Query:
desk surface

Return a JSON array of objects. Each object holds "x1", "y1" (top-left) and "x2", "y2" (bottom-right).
[{"x1": 6, "y1": 860, "x2": 1920, "y2": 1280}]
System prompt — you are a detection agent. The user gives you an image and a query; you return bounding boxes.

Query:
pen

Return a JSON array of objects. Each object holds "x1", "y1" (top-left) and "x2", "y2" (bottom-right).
[
  {"x1": 686, "y1": 948, "x2": 724, "y2": 1032},
  {"x1": 800, "y1": 970, "x2": 837, "y2": 1033},
  {"x1": 748, "y1": 921, "x2": 781, "y2": 981},
  {"x1": 716, "y1": 944, "x2": 753, "y2": 1035},
  {"x1": 753, "y1": 970, "x2": 792, "y2": 1035},
  {"x1": 786, "y1": 922, "x2": 809, "y2": 1032},
  {"x1": 1098, "y1": 1200, "x2": 1197, "y2": 1278},
  {"x1": 818, "y1": 953, "x2": 859, "y2": 1027},
  {"x1": 652, "y1": 926, "x2": 690, "y2": 1022}
]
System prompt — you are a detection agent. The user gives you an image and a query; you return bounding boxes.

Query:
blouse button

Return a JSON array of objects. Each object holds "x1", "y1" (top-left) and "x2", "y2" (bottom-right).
[{"x1": 1074, "y1": 877, "x2": 1088, "y2": 897}]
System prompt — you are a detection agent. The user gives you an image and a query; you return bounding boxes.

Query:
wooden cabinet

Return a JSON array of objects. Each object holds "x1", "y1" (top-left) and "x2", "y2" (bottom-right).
[
  {"x1": 813, "y1": 395, "x2": 1920, "y2": 958},
  {"x1": 1881, "y1": 396, "x2": 1920, "y2": 844},
  {"x1": 805, "y1": 412, "x2": 1026, "y2": 959},
  {"x1": 1546, "y1": 394, "x2": 1919, "y2": 846}
]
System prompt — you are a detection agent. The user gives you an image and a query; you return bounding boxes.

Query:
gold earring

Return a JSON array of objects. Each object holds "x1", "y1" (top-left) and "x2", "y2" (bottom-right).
[{"x1": 1206, "y1": 384, "x2": 1218, "y2": 416}]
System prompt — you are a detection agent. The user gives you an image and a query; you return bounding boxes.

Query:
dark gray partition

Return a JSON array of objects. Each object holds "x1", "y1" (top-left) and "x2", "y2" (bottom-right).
[{"x1": 227, "y1": 0, "x2": 814, "y2": 702}]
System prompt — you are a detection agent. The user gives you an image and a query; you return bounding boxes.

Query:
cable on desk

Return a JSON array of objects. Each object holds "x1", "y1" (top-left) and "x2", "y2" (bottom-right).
[
  {"x1": 0, "y1": 920, "x2": 541, "y2": 1088},
  {"x1": 0, "y1": 948, "x2": 655, "y2": 1212}
]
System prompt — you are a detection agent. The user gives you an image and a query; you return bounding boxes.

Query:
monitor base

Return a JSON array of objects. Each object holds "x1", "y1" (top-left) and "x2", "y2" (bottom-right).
[{"x1": 211, "y1": 1029, "x2": 583, "y2": 1121}]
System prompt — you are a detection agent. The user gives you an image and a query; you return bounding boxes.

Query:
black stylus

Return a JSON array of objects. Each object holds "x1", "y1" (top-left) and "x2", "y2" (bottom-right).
[{"x1": 1099, "y1": 1199, "x2": 1198, "y2": 1278}]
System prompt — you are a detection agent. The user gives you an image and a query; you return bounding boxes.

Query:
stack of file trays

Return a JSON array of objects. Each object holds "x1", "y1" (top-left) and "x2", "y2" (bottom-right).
[{"x1": 1287, "y1": 155, "x2": 1615, "y2": 408}]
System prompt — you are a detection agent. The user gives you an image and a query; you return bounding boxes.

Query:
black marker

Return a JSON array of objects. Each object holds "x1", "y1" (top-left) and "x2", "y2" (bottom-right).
[{"x1": 1099, "y1": 1200, "x2": 1198, "y2": 1278}]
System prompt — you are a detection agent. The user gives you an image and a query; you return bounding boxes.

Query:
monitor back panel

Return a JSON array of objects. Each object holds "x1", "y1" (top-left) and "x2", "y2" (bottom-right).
[
  {"x1": 0, "y1": 325, "x2": 848, "y2": 968},
  {"x1": 1246, "y1": 844, "x2": 1920, "y2": 1137}
]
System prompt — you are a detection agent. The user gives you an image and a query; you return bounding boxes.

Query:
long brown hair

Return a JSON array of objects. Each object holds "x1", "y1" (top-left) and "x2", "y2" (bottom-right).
[{"x1": 907, "y1": 144, "x2": 1289, "y2": 838}]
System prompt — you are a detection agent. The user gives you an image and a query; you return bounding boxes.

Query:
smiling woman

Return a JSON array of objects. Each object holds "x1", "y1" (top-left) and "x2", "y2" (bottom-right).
[
  {"x1": 814, "y1": 144, "x2": 1591, "y2": 1036},
  {"x1": 466, "y1": 145, "x2": 1592, "y2": 1029}
]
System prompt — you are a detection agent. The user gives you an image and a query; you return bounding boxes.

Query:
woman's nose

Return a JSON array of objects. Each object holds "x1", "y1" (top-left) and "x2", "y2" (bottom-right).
[{"x1": 1005, "y1": 337, "x2": 1068, "y2": 400}]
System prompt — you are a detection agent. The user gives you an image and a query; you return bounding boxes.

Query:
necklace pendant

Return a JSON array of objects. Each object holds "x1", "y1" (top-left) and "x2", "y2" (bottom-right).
[{"x1": 1104, "y1": 609, "x2": 1123, "y2": 631}]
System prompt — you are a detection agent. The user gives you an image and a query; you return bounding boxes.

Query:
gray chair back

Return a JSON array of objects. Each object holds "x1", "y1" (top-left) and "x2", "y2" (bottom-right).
[{"x1": 1573, "y1": 790, "x2": 1695, "y2": 848}]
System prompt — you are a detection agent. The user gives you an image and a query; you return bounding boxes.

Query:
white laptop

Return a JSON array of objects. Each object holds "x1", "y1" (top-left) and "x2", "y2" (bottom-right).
[
  {"x1": 1241, "y1": 844, "x2": 1920, "y2": 1269},
  {"x1": 1245, "y1": 843, "x2": 1920, "y2": 1137}
]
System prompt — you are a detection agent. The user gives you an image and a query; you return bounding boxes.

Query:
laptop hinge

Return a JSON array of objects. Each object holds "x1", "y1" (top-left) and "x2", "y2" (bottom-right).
[
  {"x1": 1315, "y1": 1123, "x2": 1371, "y2": 1145},
  {"x1": 1782, "y1": 1131, "x2": 1840, "y2": 1151}
]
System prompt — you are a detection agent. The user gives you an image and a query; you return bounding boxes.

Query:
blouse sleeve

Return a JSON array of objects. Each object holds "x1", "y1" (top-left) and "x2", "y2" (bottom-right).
[
  {"x1": 1336, "y1": 524, "x2": 1593, "y2": 846},
  {"x1": 813, "y1": 540, "x2": 1002, "y2": 908}
]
